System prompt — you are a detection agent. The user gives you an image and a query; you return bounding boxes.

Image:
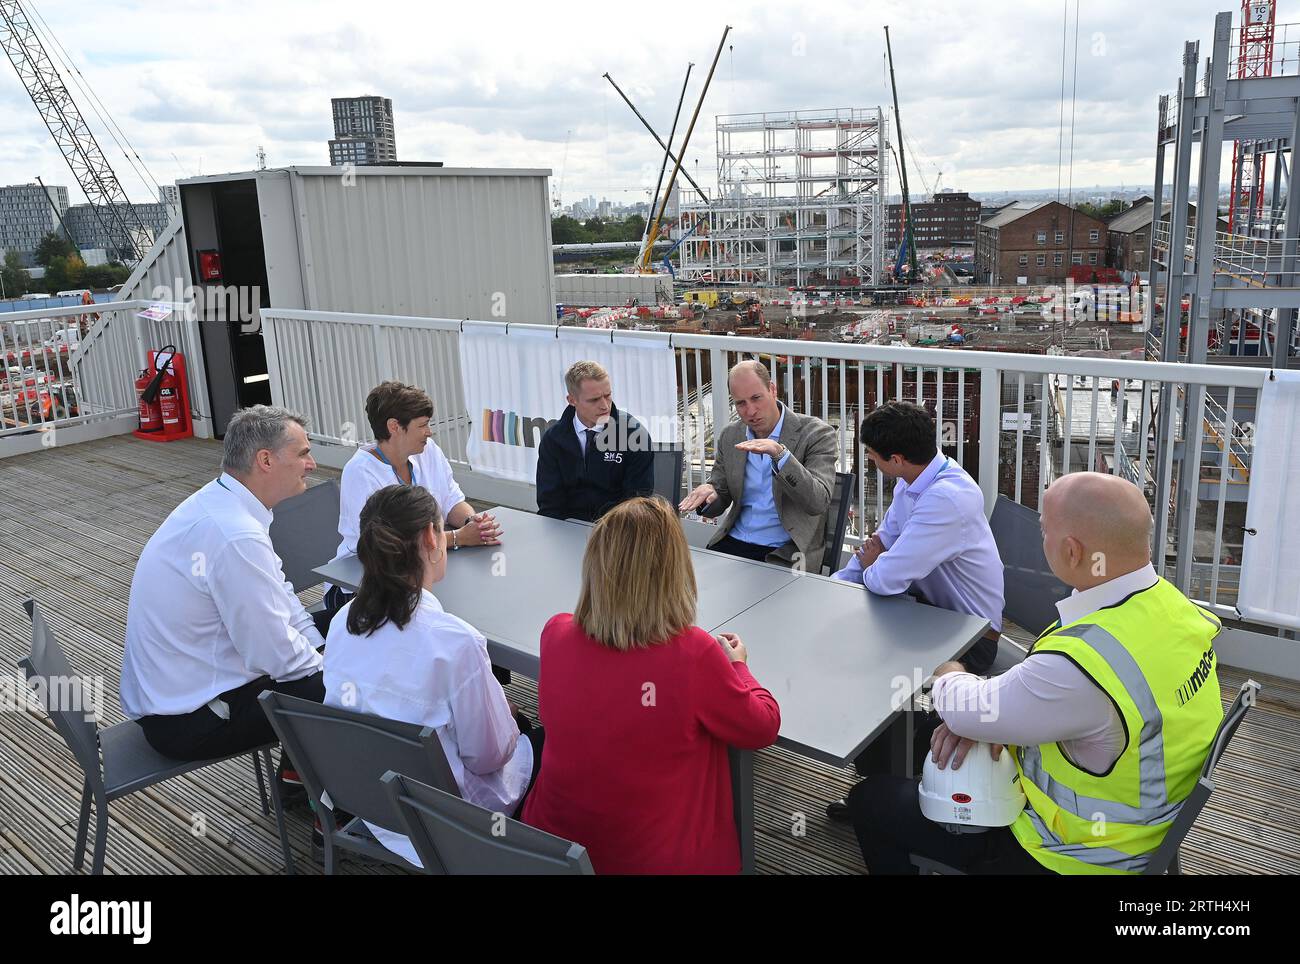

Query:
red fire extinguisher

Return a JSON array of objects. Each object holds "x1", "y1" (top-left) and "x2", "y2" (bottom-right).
[
  {"x1": 136, "y1": 368, "x2": 163, "y2": 433},
  {"x1": 137, "y1": 344, "x2": 177, "y2": 431},
  {"x1": 157, "y1": 352, "x2": 182, "y2": 429}
]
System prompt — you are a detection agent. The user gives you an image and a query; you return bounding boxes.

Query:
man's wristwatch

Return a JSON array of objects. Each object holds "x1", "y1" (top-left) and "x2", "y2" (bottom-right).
[
  {"x1": 771, "y1": 443, "x2": 788, "y2": 468},
  {"x1": 451, "y1": 528, "x2": 460, "y2": 550}
]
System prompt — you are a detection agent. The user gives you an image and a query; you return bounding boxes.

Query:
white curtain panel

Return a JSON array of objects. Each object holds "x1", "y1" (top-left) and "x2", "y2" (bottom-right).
[
  {"x1": 460, "y1": 324, "x2": 679, "y2": 483},
  {"x1": 1238, "y1": 369, "x2": 1300, "y2": 630}
]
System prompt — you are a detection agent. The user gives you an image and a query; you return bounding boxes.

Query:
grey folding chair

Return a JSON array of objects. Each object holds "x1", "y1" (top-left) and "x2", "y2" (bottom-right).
[
  {"x1": 820, "y1": 471, "x2": 856, "y2": 575},
  {"x1": 18, "y1": 599, "x2": 291, "y2": 875},
  {"x1": 380, "y1": 771, "x2": 594, "y2": 875},
  {"x1": 989, "y1": 495, "x2": 1072, "y2": 635},
  {"x1": 268, "y1": 479, "x2": 341, "y2": 594},
  {"x1": 258, "y1": 690, "x2": 460, "y2": 874},
  {"x1": 681, "y1": 516, "x2": 719, "y2": 549},
  {"x1": 1144, "y1": 678, "x2": 1261, "y2": 875},
  {"x1": 911, "y1": 679, "x2": 1262, "y2": 876},
  {"x1": 986, "y1": 496, "x2": 1076, "y2": 674},
  {"x1": 651, "y1": 445, "x2": 685, "y2": 505}
]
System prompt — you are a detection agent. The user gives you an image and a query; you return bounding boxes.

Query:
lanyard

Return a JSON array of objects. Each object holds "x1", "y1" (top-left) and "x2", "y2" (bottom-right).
[{"x1": 373, "y1": 445, "x2": 417, "y2": 487}]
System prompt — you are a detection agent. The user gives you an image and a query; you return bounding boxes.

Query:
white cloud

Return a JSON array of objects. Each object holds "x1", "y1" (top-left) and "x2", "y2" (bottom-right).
[{"x1": 0, "y1": 0, "x2": 1280, "y2": 206}]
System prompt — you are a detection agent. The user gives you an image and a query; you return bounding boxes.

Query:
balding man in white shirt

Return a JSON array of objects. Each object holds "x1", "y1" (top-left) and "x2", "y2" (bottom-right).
[
  {"x1": 121, "y1": 405, "x2": 326, "y2": 765},
  {"x1": 848, "y1": 472, "x2": 1182, "y2": 874}
]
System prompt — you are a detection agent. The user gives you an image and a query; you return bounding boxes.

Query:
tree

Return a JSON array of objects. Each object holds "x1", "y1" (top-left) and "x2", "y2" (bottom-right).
[
  {"x1": 1076, "y1": 199, "x2": 1125, "y2": 222},
  {"x1": 550, "y1": 215, "x2": 591, "y2": 245},
  {"x1": 81, "y1": 262, "x2": 131, "y2": 289},
  {"x1": 2, "y1": 250, "x2": 30, "y2": 298},
  {"x1": 35, "y1": 231, "x2": 77, "y2": 268},
  {"x1": 42, "y1": 253, "x2": 85, "y2": 293}
]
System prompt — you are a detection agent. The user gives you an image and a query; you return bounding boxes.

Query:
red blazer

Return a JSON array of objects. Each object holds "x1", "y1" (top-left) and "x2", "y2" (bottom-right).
[{"x1": 522, "y1": 613, "x2": 781, "y2": 874}]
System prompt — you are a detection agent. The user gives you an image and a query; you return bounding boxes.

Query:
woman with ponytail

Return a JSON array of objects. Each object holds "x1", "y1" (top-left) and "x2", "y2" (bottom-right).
[{"x1": 323, "y1": 484, "x2": 536, "y2": 868}]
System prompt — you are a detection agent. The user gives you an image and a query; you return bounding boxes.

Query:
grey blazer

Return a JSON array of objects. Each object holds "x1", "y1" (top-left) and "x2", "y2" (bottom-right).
[{"x1": 704, "y1": 406, "x2": 839, "y2": 572}]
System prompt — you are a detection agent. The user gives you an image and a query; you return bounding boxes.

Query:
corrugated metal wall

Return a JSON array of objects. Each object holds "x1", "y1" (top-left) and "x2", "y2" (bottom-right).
[{"x1": 290, "y1": 169, "x2": 555, "y2": 322}]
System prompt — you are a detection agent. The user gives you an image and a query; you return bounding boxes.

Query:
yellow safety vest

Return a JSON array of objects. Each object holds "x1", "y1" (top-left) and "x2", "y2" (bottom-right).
[{"x1": 1009, "y1": 577, "x2": 1223, "y2": 874}]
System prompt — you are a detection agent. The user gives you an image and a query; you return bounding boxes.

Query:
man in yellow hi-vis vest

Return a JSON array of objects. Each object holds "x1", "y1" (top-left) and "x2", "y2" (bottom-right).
[{"x1": 848, "y1": 472, "x2": 1222, "y2": 874}]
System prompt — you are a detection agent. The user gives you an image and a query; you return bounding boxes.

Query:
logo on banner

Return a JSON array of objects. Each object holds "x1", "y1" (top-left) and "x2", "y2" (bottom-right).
[{"x1": 481, "y1": 409, "x2": 557, "y2": 448}]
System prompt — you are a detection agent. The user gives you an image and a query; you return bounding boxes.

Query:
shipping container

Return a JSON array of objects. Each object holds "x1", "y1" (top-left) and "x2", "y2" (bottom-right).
[{"x1": 126, "y1": 165, "x2": 553, "y2": 433}]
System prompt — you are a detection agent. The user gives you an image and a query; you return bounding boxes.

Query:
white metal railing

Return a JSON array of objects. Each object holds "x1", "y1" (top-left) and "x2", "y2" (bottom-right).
[
  {"x1": 1151, "y1": 222, "x2": 1300, "y2": 289},
  {"x1": 718, "y1": 108, "x2": 880, "y2": 128},
  {"x1": 1211, "y1": 231, "x2": 1300, "y2": 286},
  {"x1": 259, "y1": 308, "x2": 1275, "y2": 624},
  {"x1": 0, "y1": 299, "x2": 199, "y2": 454},
  {"x1": 1228, "y1": 22, "x2": 1300, "y2": 80}
]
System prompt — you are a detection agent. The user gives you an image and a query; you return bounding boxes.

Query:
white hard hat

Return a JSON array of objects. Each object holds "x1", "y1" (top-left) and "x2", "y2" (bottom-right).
[{"x1": 918, "y1": 743, "x2": 1026, "y2": 833}]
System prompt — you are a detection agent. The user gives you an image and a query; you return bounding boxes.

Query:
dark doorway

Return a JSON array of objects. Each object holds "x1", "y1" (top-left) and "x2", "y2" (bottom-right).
[{"x1": 186, "y1": 180, "x2": 271, "y2": 435}]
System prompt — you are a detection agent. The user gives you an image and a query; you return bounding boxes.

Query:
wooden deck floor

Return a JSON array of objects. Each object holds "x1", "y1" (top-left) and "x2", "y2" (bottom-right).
[{"x1": 1, "y1": 434, "x2": 1297, "y2": 875}]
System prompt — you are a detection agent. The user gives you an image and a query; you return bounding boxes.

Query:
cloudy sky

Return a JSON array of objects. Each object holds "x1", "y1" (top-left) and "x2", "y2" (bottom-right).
[{"x1": 0, "y1": 0, "x2": 1271, "y2": 207}]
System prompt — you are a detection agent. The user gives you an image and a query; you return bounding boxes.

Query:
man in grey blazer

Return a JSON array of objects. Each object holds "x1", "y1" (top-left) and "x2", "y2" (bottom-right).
[{"x1": 680, "y1": 359, "x2": 838, "y2": 572}]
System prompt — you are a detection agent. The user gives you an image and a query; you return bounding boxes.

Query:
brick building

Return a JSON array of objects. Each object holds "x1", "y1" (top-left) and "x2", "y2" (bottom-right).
[
  {"x1": 886, "y1": 190, "x2": 982, "y2": 248},
  {"x1": 975, "y1": 201, "x2": 1108, "y2": 285}
]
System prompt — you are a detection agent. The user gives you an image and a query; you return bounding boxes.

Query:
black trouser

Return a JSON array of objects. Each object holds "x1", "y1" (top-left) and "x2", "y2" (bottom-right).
[
  {"x1": 138, "y1": 671, "x2": 326, "y2": 762},
  {"x1": 854, "y1": 709, "x2": 943, "y2": 777},
  {"x1": 847, "y1": 774, "x2": 1054, "y2": 875},
  {"x1": 712, "y1": 533, "x2": 782, "y2": 563}
]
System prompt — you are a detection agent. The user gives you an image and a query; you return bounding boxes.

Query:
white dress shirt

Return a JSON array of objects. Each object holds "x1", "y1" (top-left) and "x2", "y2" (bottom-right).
[
  {"x1": 832, "y1": 453, "x2": 1005, "y2": 632},
  {"x1": 324, "y1": 590, "x2": 532, "y2": 868},
  {"x1": 330, "y1": 440, "x2": 466, "y2": 565},
  {"x1": 572, "y1": 413, "x2": 610, "y2": 454},
  {"x1": 120, "y1": 473, "x2": 324, "y2": 719},
  {"x1": 932, "y1": 563, "x2": 1158, "y2": 773}
]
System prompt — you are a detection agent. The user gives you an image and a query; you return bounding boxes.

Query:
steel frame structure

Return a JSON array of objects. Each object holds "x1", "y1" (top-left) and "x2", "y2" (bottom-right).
[
  {"x1": 1147, "y1": 9, "x2": 1300, "y2": 597},
  {"x1": 677, "y1": 108, "x2": 886, "y2": 286}
]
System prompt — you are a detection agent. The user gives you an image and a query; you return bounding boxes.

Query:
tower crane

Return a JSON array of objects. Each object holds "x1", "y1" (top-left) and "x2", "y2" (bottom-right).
[
  {"x1": 1227, "y1": 0, "x2": 1275, "y2": 234},
  {"x1": 0, "y1": 0, "x2": 152, "y2": 262},
  {"x1": 885, "y1": 25, "x2": 920, "y2": 284}
]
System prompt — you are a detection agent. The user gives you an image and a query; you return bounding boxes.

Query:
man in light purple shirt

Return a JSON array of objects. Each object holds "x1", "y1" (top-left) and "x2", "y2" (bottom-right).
[
  {"x1": 826, "y1": 401, "x2": 1005, "y2": 820},
  {"x1": 833, "y1": 401, "x2": 1004, "y2": 672}
]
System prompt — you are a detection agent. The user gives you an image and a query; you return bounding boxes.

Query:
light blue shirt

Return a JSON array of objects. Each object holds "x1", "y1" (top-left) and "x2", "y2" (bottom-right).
[
  {"x1": 730, "y1": 404, "x2": 794, "y2": 548},
  {"x1": 832, "y1": 453, "x2": 1004, "y2": 632}
]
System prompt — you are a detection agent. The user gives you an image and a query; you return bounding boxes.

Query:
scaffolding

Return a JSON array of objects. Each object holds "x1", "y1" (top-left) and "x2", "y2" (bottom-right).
[
  {"x1": 1148, "y1": 6, "x2": 1300, "y2": 369},
  {"x1": 676, "y1": 108, "x2": 886, "y2": 287},
  {"x1": 1146, "y1": 6, "x2": 1300, "y2": 593}
]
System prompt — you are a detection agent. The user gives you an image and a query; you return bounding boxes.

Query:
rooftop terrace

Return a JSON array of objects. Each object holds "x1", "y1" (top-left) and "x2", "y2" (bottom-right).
[{"x1": 1, "y1": 435, "x2": 1297, "y2": 874}]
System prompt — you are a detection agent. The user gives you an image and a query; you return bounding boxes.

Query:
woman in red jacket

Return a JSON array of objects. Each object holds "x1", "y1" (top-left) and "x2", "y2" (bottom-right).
[{"x1": 522, "y1": 495, "x2": 781, "y2": 874}]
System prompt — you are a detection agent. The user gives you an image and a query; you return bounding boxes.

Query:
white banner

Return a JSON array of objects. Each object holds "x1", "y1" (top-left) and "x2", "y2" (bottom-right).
[
  {"x1": 1238, "y1": 370, "x2": 1300, "y2": 630},
  {"x1": 459, "y1": 325, "x2": 679, "y2": 483}
]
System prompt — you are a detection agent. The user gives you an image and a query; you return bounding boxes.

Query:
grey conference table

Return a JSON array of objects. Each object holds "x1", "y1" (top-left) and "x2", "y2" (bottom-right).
[{"x1": 314, "y1": 505, "x2": 990, "y2": 873}]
